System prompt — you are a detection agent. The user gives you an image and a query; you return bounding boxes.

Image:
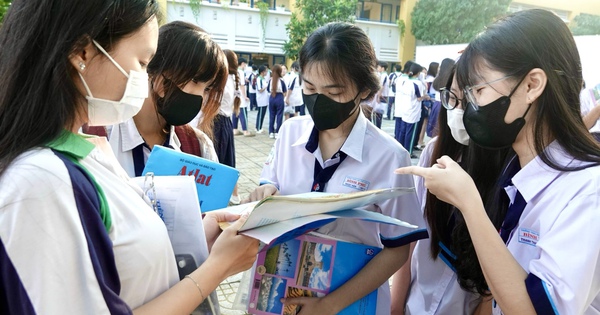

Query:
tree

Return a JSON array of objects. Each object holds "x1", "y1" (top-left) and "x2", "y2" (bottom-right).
[
  {"x1": 411, "y1": 0, "x2": 510, "y2": 45},
  {"x1": 283, "y1": 0, "x2": 357, "y2": 60},
  {"x1": 570, "y1": 13, "x2": 600, "y2": 36},
  {"x1": 0, "y1": 0, "x2": 10, "y2": 24}
]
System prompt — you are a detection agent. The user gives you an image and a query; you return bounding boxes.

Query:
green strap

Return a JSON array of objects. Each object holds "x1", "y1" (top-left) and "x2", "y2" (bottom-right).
[{"x1": 47, "y1": 131, "x2": 112, "y2": 232}]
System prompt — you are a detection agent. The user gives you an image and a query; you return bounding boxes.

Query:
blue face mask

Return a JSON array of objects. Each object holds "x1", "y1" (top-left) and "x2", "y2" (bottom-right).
[{"x1": 302, "y1": 92, "x2": 360, "y2": 131}]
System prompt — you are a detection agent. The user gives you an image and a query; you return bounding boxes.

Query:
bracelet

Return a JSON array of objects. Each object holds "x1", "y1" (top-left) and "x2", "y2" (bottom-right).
[{"x1": 184, "y1": 275, "x2": 206, "y2": 301}]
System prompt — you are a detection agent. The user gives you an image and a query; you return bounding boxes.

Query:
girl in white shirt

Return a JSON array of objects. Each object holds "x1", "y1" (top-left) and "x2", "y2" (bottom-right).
[
  {"x1": 255, "y1": 65, "x2": 270, "y2": 133},
  {"x1": 398, "y1": 9, "x2": 600, "y2": 315},
  {"x1": 0, "y1": 1, "x2": 258, "y2": 314},
  {"x1": 247, "y1": 22, "x2": 427, "y2": 315}
]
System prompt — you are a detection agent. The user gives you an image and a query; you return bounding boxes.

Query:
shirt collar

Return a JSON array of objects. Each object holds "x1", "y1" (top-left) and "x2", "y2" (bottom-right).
[
  {"x1": 295, "y1": 112, "x2": 367, "y2": 163},
  {"x1": 511, "y1": 141, "x2": 576, "y2": 203},
  {"x1": 119, "y1": 118, "x2": 179, "y2": 152},
  {"x1": 47, "y1": 130, "x2": 95, "y2": 160}
]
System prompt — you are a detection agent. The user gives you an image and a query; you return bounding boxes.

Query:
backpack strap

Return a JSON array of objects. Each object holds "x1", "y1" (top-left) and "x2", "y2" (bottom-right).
[
  {"x1": 82, "y1": 124, "x2": 108, "y2": 138},
  {"x1": 174, "y1": 125, "x2": 202, "y2": 157}
]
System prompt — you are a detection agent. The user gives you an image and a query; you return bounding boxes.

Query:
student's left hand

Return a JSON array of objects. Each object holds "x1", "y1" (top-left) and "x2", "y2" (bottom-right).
[
  {"x1": 395, "y1": 155, "x2": 480, "y2": 212},
  {"x1": 281, "y1": 296, "x2": 337, "y2": 315},
  {"x1": 203, "y1": 211, "x2": 241, "y2": 252}
]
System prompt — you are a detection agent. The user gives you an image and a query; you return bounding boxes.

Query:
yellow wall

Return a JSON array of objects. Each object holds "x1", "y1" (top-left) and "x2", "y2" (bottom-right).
[
  {"x1": 398, "y1": 0, "x2": 416, "y2": 64},
  {"x1": 156, "y1": 0, "x2": 168, "y2": 25}
]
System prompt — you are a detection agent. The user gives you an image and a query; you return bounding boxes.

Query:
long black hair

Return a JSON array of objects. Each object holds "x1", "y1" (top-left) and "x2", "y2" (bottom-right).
[
  {"x1": 299, "y1": 22, "x2": 380, "y2": 102},
  {"x1": 426, "y1": 70, "x2": 512, "y2": 295},
  {"x1": 456, "y1": 9, "x2": 600, "y2": 171},
  {"x1": 0, "y1": 0, "x2": 160, "y2": 177}
]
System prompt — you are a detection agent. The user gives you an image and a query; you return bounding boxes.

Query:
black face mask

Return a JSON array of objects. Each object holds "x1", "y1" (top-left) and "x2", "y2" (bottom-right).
[
  {"x1": 303, "y1": 92, "x2": 360, "y2": 131},
  {"x1": 463, "y1": 77, "x2": 530, "y2": 149},
  {"x1": 157, "y1": 86, "x2": 203, "y2": 126}
]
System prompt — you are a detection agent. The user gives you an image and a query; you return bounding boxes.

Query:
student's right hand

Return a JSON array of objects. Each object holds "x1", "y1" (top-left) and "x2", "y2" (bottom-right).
[
  {"x1": 206, "y1": 214, "x2": 259, "y2": 277},
  {"x1": 242, "y1": 184, "x2": 278, "y2": 203}
]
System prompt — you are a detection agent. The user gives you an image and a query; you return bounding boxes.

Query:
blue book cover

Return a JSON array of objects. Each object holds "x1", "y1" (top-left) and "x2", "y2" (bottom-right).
[
  {"x1": 142, "y1": 145, "x2": 239, "y2": 212},
  {"x1": 248, "y1": 233, "x2": 381, "y2": 315}
]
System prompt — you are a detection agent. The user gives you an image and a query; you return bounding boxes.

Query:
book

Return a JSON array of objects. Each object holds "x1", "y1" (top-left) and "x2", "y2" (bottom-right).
[
  {"x1": 248, "y1": 233, "x2": 382, "y2": 315},
  {"x1": 219, "y1": 188, "x2": 418, "y2": 249},
  {"x1": 131, "y1": 175, "x2": 220, "y2": 314},
  {"x1": 142, "y1": 145, "x2": 239, "y2": 212}
]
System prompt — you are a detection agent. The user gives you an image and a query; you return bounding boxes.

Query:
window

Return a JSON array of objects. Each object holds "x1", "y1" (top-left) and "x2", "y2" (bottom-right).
[
  {"x1": 381, "y1": 3, "x2": 392, "y2": 23},
  {"x1": 395, "y1": 4, "x2": 400, "y2": 21},
  {"x1": 273, "y1": 55, "x2": 286, "y2": 66}
]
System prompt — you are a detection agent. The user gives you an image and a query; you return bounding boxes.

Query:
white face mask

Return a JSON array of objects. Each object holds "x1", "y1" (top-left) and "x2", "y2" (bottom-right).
[
  {"x1": 78, "y1": 40, "x2": 148, "y2": 126},
  {"x1": 446, "y1": 108, "x2": 470, "y2": 145}
]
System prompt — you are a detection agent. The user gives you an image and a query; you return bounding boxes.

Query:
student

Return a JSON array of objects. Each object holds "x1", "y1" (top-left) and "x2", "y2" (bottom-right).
[
  {"x1": 109, "y1": 21, "x2": 225, "y2": 177},
  {"x1": 387, "y1": 64, "x2": 402, "y2": 120},
  {"x1": 246, "y1": 22, "x2": 427, "y2": 315},
  {"x1": 255, "y1": 65, "x2": 269, "y2": 134},
  {"x1": 396, "y1": 63, "x2": 430, "y2": 157},
  {"x1": 226, "y1": 50, "x2": 254, "y2": 137},
  {"x1": 391, "y1": 70, "x2": 511, "y2": 315},
  {"x1": 0, "y1": 0, "x2": 259, "y2": 313},
  {"x1": 393, "y1": 60, "x2": 414, "y2": 143},
  {"x1": 267, "y1": 64, "x2": 287, "y2": 139},
  {"x1": 371, "y1": 61, "x2": 389, "y2": 128},
  {"x1": 248, "y1": 64, "x2": 259, "y2": 111},
  {"x1": 286, "y1": 61, "x2": 305, "y2": 116},
  {"x1": 398, "y1": 9, "x2": 600, "y2": 314},
  {"x1": 413, "y1": 62, "x2": 439, "y2": 150},
  {"x1": 427, "y1": 58, "x2": 456, "y2": 138}
]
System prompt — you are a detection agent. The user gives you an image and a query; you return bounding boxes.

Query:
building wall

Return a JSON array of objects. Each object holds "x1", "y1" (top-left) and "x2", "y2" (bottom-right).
[{"x1": 162, "y1": 0, "x2": 400, "y2": 63}]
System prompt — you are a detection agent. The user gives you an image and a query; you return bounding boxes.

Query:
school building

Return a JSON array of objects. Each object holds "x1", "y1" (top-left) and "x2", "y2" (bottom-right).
[{"x1": 156, "y1": 0, "x2": 599, "y2": 68}]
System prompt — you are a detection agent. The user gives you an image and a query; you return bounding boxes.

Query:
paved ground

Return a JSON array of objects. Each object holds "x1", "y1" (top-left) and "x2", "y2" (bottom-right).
[{"x1": 215, "y1": 108, "x2": 425, "y2": 314}]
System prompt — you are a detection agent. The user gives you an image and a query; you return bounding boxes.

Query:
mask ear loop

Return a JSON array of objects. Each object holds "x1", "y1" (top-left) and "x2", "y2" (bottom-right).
[
  {"x1": 92, "y1": 40, "x2": 129, "y2": 78},
  {"x1": 348, "y1": 91, "x2": 364, "y2": 117},
  {"x1": 77, "y1": 72, "x2": 94, "y2": 98}
]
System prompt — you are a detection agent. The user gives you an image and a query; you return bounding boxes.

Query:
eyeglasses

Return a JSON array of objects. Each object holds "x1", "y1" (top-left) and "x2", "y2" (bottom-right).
[
  {"x1": 464, "y1": 74, "x2": 514, "y2": 108},
  {"x1": 440, "y1": 88, "x2": 463, "y2": 110}
]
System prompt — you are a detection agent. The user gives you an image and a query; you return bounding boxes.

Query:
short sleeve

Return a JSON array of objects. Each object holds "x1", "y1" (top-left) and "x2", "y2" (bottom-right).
[
  {"x1": 525, "y1": 192, "x2": 600, "y2": 315},
  {"x1": 281, "y1": 79, "x2": 288, "y2": 93},
  {"x1": 0, "y1": 153, "x2": 131, "y2": 314}
]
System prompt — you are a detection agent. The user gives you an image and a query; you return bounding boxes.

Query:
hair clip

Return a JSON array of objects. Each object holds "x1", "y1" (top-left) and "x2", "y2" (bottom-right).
[{"x1": 554, "y1": 70, "x2": 566, "y2": 76}]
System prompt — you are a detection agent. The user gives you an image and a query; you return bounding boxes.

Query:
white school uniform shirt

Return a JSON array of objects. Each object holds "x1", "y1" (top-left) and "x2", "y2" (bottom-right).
[
  {"x1": 492, "y1": 141, "x2": 600, "y2": 315},
  {"x1": 232, "y1": 72, "x2": 248, "y2": 109},
  {"x1": 379, "y1": 71, "x2": 389, "y2": 97},
  {"x1": 396, "y1": 78, "x2": 424, "y2": 123},
  {"x1": 109, "y1": 118, "x2": 218, "y2": 178},
  {"x1": 256, "y1": 76, "x2": 269, "y2": 107},
  {"x1": 259, "y1": 114, "x2": 428, "y2": 315},
  {"x1": 405, "y1": 137, "x2": 482, "y2": 315},
  {"x1": 581, "y1": 88, "x2": 600, "y2": 133},
  {"x1": 0, "y1": 132, "x2": 178, "y2": 313},
  {"x1": 287, "y1": 72, "x2": 303, "y2": 107}
]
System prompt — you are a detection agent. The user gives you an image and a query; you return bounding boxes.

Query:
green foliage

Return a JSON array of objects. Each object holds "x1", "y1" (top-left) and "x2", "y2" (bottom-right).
[
  {"x1": 283, "y1": 0, "x2": 357, "y2": 59},
  {"x1": 411, "y1": 0, "x2": 510, "y2": 45},
  {"x1": 570, "y1": 13, "x2": 600, "y2": 36},
  {"x1": 257, "y1": 1, "x2": 270, "y2": 40},
  {"x1": 0, "y1": 0, "x2": 11, "y2": 24},
  {"x1": 396, "y1": 19, "x2": 405, "y2": 38},
  {"x1": 190, "y1": 0, "x2": 202, "y2": 21}
]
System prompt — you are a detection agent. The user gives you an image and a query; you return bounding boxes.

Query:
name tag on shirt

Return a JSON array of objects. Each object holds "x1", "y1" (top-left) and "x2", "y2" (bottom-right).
[
  {"x1": 342, "y1": 176, "x2": 370, "y2": 191},
  {"x1": 518, "y1": 228, "x2": 539, "y2": 246}
]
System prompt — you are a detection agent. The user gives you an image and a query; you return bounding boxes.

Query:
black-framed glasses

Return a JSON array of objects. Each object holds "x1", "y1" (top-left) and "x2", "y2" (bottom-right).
[{"x1": 440, "y1": 88, "x2": 463, "y2": 110}]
